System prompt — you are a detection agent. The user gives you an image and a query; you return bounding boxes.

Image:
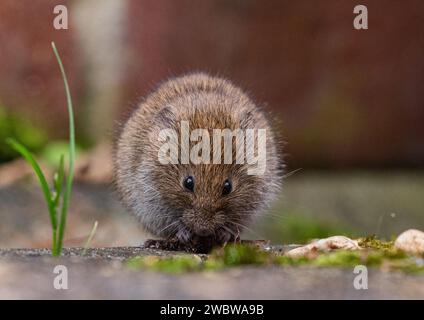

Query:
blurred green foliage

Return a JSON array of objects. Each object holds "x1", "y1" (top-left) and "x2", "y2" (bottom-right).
[
  {"x1": 127, "y1": 255, "x2": 204, "y2": 274},
  {"x1": 40, "y1": 140, "x2": 82, "y2": 167},
  {"x1": 209, "y1": 243, "x2": 269, "y2": 267},
  {"x1": 0, "y1": 106, "x2": 48, "y2": 162},
  {"x1": 256, "y1": 172, "x2": 424, "y2": 244},
  {"x1": 256, "y1": 212, "x2": 356, "y2": 244},
  {"x1": 0, "y1": 106, "x2": 83, "y2": 166}
]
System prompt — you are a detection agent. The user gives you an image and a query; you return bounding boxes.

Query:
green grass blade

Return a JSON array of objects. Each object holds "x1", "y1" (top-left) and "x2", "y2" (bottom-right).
[
  {"x1": 51, "y1": 41, "x2": 76, "y2": 255},
  {"x1": 52, "y1": 154, "x2": 65, "y2": 207},
  {"x1": 6, "y1": 138, "x2": 58, "y2": 250}
]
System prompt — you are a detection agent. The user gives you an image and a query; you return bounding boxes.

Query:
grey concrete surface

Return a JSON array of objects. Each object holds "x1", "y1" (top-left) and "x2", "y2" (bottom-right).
[{"x1": 0, "y1": 247, "x2": 423, "y2": 299}]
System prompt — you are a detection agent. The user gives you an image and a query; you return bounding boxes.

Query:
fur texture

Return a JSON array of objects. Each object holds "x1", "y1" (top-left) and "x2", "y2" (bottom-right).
[{"x1": 114, "y1": 73, "x2": 283, "y2": 244}]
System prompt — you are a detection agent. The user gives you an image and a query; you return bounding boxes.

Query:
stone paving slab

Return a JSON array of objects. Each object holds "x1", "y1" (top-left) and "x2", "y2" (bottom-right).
[{"x1": 1, "y1": 247, "x2": 423, "y2": 299}]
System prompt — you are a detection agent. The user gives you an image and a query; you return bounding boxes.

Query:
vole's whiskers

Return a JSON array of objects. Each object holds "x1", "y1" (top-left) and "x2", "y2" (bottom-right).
[
  {"x1": 159, "y1": 220, "x2": 180, "y2": 234},
  {"x1": 228, "y1": 220, "x2": 264, "y2": 239},
  {"x1": 281, "y1": 168, "x2": 302, "y2": 179},
  {"x1": 220, "y1": 224, "x2": 237, "y2": 238}
]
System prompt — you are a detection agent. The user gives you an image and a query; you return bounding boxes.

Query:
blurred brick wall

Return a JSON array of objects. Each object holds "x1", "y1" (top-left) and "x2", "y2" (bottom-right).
[
  {"x1": 0, "y1": 0, "x2": 82, "y2": 136},
  {"x1": 0, "y1": 0, "x2": 423, "y2": 168}
]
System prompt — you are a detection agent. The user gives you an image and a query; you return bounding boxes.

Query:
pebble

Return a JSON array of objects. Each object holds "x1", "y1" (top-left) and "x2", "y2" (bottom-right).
[
  {"x1": 285, "y1": 236, "x2": 360, "y2": 258},
  {"x1": 394, "y1": 229, "x2": 424, "y2": 254}
]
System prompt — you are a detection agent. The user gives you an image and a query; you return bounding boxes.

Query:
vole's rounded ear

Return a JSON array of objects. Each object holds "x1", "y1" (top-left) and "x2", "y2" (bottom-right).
[
  {"x1": 154, "y1": 105, "x2": 176, "y2": 128},
  {"x1": 147, "y1": 105, "x2": 178, "y2": 145},
  {"x1": 239, "y1": 110, "x2": 255, "y2": 129}
]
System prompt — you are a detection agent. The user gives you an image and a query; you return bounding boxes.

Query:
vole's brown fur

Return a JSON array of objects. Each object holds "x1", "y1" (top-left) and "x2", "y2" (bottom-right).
[{"x1": 114, "y1": 73, "x2": 283, "y2": 247}]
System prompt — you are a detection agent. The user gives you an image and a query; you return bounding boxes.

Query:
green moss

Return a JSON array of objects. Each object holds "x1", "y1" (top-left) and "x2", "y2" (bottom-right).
[
  {"x1": 208, "y1": 244, "x2": 270, "y2": 266},
  {"x1": 126, "y1": 242, "x2": 424, "y2": 274},
  {"x1": 274, "y1": 255, "x2": 310, "y2": 266},
  {"x1": 274, "y1": 251, "x2": 363, "y2": 268},
  {"x1": 357, "y1": 236, "x2": 394, "y2": 250},
  {"x1": 312, "y1": 251, "x2": 362, "y2": 267},
  {"x1": 126, "y1": 245, "x2": 274, "y2": 274},
  {"x1": 127, "y1": 255, "x2": 203, "y2": 274},
  {"x1": 274, "y1": 249, "x2": 423, "y2": 273},
  {"x1": 391, "y1": 258, "x2": 424, "y2": 274},
  {"x1": 365, "y1": 249, "x2": 406, "y2": 265}
]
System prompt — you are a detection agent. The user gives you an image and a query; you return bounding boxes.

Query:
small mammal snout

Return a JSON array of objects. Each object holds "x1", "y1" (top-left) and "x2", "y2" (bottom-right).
[
  {"x1": 114, "y1": 72, "x2": 283, "y2": 246},
  {"x1": 182, "y1": 208, "x2": 224, "y2": 236}
]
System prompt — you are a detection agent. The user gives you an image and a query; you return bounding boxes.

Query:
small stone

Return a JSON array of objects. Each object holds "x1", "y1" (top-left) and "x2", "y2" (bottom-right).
[
  {"x1": 285, "y1": 236, "x2": 360, "y2": 258},
  {"x1": 394, "y1": 229, "x2": 424, "y2": 254},
  {"x1": 285, "y1": 244, "x2": 318, "y2": 258}
]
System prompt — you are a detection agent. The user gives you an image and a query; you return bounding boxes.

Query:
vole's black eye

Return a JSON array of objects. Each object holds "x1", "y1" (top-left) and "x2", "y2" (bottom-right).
[
  {"x1": 183, "y1": 176, "x2": 195, "y2": 192},
  {"x1": 222, "y1": 179, "x2": 232, "y2": 196}
]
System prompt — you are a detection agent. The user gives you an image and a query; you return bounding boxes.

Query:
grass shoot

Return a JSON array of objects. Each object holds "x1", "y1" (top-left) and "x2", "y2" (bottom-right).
[{"x1": 6, "y1": 41, "x2": 75, "y2": 256}]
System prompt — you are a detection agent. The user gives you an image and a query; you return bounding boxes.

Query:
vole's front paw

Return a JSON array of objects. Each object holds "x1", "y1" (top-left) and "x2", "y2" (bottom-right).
[
  {"x1": 143, "y1": 239, "x2": 161, "y2": 249},
  {"x1": 143, "y1": 238, "x2": 183, "y2": 251}
]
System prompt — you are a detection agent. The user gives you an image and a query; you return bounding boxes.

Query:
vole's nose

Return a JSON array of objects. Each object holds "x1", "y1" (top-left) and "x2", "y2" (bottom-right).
[{"x1": 185, "y1": 208, "x2": 216, "y2": 236}]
